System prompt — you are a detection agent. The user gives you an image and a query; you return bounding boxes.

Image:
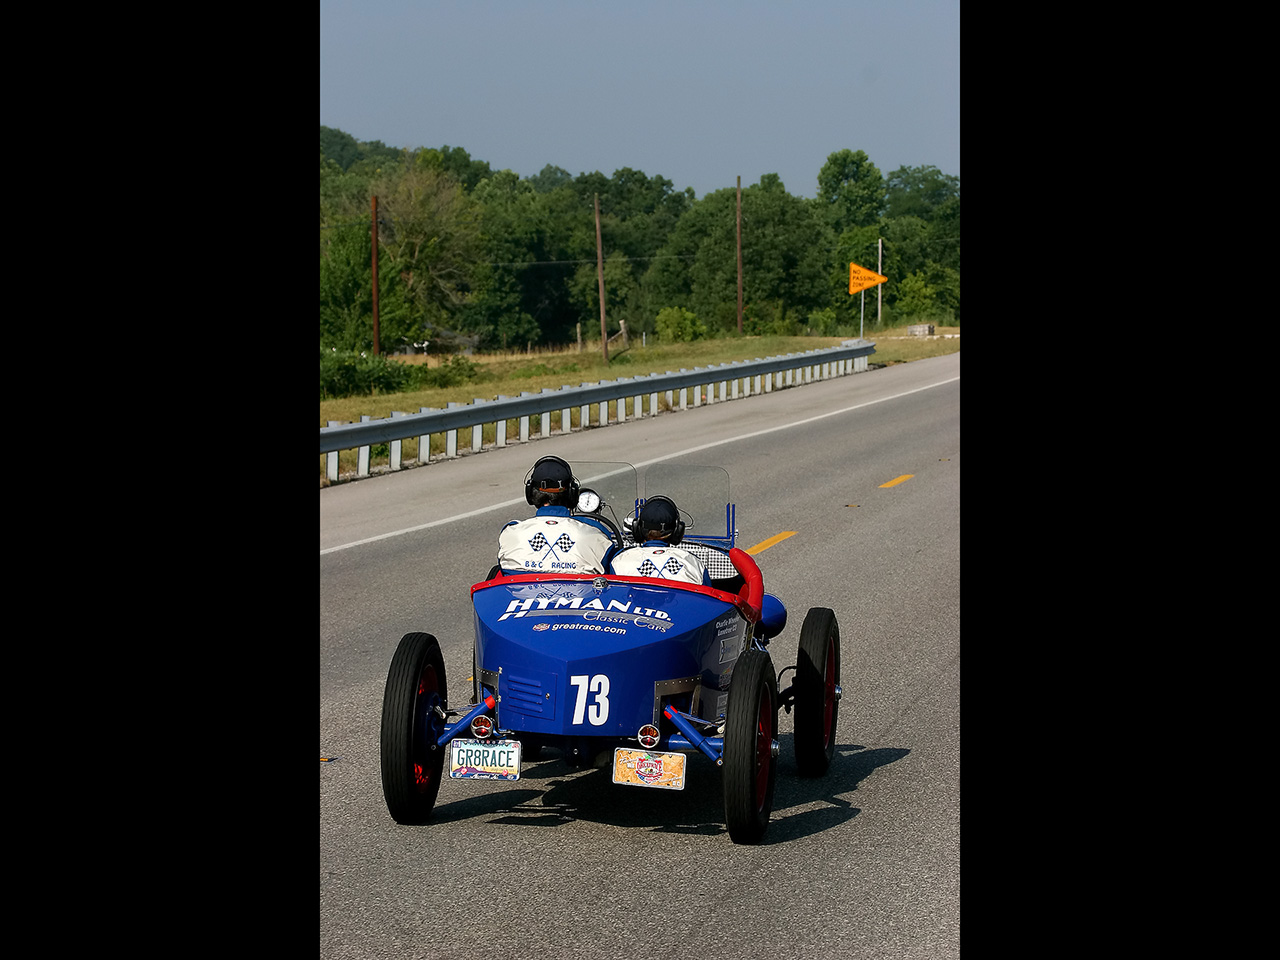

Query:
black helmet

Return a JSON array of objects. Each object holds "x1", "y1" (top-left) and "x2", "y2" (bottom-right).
[
  {"x1": 638, "y1": 496, "x2": 685, "y2": 545},
  {"x1": 525, "y1": 456, "x2": 579, "y2": 507}
]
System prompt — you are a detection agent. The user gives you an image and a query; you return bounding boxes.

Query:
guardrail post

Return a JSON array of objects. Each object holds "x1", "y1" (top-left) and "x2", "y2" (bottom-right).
[
  {"x1": 418, "y1": 407, "x2": 435, "y2": 464},
  {"x1": 446, "y1": 403, "x2": 460, "y2": 458},
  {"x1": 539, "y1": 389, "x2": 554, "y2": 437},
  {"x1": 495, "y1": 397, "x2": 508, "y2": 447},
  {"x1": 616, "y1": 380, "x2": 627, "y2": 423},
  {"x1": 327, "y1": 422, "x2": 342, "y2": 481},
  {"x1": 357, "y1": 415, "x2": 372, "y2": 476},
  {"x1": 561, "y1": 392, "x2": 572, "y2": 433},
  {"x1": 390, "y1": 411, "x2": 407, "y2": 469},
  {"x1": 471, "y1": 399, "x2": 486, "y2": 452},
  {"x1": 580, "y1": 384, "x2": 592, "y2": 429},
  {"x1": 519, "y1": 393, "x2": 532, "y2": 442}
]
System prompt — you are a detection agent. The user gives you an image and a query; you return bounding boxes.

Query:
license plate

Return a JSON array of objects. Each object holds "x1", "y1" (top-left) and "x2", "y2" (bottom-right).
[
  {"x1": 612, "y1": 748, "x2": 687, "y2": 790},
  {"x1": 449, "y1": 739, "x2": 521, "y2": 780}
]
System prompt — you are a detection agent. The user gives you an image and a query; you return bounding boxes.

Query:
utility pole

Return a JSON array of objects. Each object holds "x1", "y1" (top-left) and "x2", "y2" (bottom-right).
[
  {"x1": 877, "y1": 236, "x2": 883, "y2": 329},
  {"x1": 371, "y1": 195, "x2": 380, "y2": 354},
  {"x1": 736, "y1": 176, "x2": 743, "y2": 334},
  {"x1": 595, "y1": 194, "x2": 608, "y2": 362}
]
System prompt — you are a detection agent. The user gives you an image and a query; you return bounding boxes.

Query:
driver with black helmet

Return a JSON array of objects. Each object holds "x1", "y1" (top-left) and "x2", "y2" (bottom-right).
[
  {"x1": 496, "y1": 456, "x2": 616, "y2": 575},
  {"x1": 610, "y1": 495, "x2": 710, "y2": 585}
]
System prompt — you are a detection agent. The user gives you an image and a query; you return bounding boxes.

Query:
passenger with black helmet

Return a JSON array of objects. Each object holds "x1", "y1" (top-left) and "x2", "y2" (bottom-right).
[
  {"x1": 496, "y1": 456, "x2": 617, "y2": 575},
  {"x1": 610, "y1": 496, "x2": 710, "y2": 585}
]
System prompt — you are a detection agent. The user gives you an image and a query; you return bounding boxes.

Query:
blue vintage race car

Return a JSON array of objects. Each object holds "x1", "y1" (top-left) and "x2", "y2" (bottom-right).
[{"x1": 379, "y1": 461, "x2": 841, "y2": 844}]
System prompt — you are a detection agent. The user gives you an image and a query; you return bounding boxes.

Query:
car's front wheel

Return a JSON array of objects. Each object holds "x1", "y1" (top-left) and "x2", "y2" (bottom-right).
[{"x1": 794, "y1": 607, "x2": 840, "y2": 777}]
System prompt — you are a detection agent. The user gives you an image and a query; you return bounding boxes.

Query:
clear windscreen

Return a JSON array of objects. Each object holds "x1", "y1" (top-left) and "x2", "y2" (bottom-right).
[
  {"x1": 572, "y1": 460, "x2": 737, "y2": 581},
  {"x1": 641, "y1": 463, "x2": 731, "y2": 544},
  {"x1": 568, "y1": 461, "x2": 638, "y2": 532}
]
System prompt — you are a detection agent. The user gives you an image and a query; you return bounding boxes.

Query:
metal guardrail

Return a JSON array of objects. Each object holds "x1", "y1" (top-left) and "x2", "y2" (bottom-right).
[{"x1": 320, "y1": 340, "x2": 876, "y2": 481}]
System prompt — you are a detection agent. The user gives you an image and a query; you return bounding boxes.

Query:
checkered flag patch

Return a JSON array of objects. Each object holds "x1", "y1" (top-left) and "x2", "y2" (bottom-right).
[
  {"x1": 661, "y1": 557, "x2": 684, "y2": 576},
  {"x1": 638, "y1": 559, "x2": 658, "y2": 576},
  {"x1": 553, "y1": 533, "x2": 575, "y2": 552},
  {"x1": 527, "y1": 532, "x2": 548, "y2": 551}
]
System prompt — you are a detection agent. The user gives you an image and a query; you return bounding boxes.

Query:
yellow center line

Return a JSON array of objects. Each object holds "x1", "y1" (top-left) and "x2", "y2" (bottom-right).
[
  {"x1": 879, "y1": 474, "x2": 914, "y2": 488},
  {"x1": 746, "y1": 531, "x2": 797, "y2": 555}
]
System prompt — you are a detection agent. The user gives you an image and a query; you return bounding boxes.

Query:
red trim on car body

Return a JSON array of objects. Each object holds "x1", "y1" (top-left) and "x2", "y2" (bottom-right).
[{"x1": 471, "y1": 571, "x2": 760, "y2": 623}]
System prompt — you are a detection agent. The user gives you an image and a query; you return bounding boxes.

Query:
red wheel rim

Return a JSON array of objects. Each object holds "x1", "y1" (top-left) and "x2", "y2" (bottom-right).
[{"x1": 412, "y1": 662, "x2": 440, "y2": 794}]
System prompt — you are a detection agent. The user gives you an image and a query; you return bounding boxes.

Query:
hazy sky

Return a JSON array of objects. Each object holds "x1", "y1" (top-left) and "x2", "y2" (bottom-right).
[{"x1": 319, "y1": 0, "x2": 959, "y2": 200}]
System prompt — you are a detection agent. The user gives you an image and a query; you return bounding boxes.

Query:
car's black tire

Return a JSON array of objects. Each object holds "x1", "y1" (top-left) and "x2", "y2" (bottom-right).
[
  {"x1": 722, "y1": 649, "x2": 778, "y2": 844},
  {"x1": 380, "y1": 632, "x2": 448, "y2": 824},
  {"x1": 794, "y1": 607, "x2": 840, "y2": 777}
]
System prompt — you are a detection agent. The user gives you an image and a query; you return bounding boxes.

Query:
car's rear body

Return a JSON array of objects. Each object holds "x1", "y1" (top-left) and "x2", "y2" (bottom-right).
[{"x1": 472, "y1": 573, "x2": 752, "y2": 754}]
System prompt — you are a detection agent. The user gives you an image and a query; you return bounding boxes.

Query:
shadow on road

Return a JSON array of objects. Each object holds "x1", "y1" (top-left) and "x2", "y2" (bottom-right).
[{"x1": 425, "y1": 738, "x2": 909, "y2": 843}]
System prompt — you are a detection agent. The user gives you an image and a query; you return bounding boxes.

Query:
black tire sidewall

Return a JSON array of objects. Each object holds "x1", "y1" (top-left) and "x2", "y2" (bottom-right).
[
  {"x1": 795, "y1": 608, "x2": 840, "y2": 777},
  {"x1": 722, "y1": 649, "x2": 778, "y2": 844}
]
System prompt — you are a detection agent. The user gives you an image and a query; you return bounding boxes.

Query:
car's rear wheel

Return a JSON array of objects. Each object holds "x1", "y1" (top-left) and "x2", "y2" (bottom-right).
[
  {"x1": 722, "y1": 649, "x2": 778, "y2": 844},
  {"x1": 380, "y1": 632, "x2": 448, "y2": 824},
  {"x1": 794, "y1": 607, "x2": 840, "y2": 777}
]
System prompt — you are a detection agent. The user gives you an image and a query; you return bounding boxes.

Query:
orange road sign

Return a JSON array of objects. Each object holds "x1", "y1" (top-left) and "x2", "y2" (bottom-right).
[{"x1": 849, "y1": 262, "x2": 888, "y2": 295}]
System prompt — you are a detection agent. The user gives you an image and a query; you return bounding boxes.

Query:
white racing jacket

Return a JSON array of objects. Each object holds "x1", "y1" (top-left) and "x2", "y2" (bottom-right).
[
  {"x1": 498, "y1": 514, "x2": 613, "y2": 575},
  {"x1": 610, "y1": 543, "x2": 709, "y2": 585}
]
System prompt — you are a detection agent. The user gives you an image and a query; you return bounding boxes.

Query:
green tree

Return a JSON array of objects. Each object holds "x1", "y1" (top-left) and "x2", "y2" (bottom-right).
[
  {"x1": 654, "y1": 306, "x2": 706, "y2": 342},
  {"x1": 528, "y1": 164, "x2": 573, "y2": 194},
  {"x1": 465, "y1": 170, "x2": 549, "y2": 349},
  {"x1": 321, "y1": 125, "x2": 403, "y2": 173},
  {"x1": 414, "y1": 144, "x2": 493, "y2": 193},
  {"x1": 647, "y1": 174, "x2": 829, "y2": 334},
  {"x1": 816, "y1": 149, "x2": 885, "y2": 233},
  {"x1": 894, "y1": 271, "x2": 941, "y2": 320},
  {"x1": 320, "y1": 221, "x2": 409, "y2": 352},
  {"x1": 365, "y1": 159, "x2": 483, "y2": 352},
  {"x1": 884, "y1": 165, "x2": 960, "y2": 221},
  {"x1": 561, "y1": 168, "x2": 695, "y2": 339}
]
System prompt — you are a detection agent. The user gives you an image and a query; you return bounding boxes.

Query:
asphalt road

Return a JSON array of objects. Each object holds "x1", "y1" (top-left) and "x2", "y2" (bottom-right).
[{"x1": 320, "y1": 352, "x2": 960, "y2": 959}]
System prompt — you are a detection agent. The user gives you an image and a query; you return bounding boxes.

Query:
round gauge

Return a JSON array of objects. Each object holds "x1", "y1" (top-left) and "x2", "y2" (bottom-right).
[{"x1": 577, "y1": 489, "x2": 601, "y2": 513}]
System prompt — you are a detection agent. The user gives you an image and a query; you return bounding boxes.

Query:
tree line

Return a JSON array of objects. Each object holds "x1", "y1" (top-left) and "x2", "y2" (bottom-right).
[{"x1": 320, "y1": 125, "x2": 959, "y2": 355}]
